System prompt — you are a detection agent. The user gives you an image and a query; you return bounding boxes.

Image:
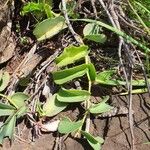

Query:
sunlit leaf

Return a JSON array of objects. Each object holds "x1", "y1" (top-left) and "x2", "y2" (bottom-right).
[
  {"x1": 0, "y1": 71, "x2": 10, "y2": 92},
  {"x1": 10, "y1": 92, "x2": 29, "y2": 108},
  {"x1": 21, "y1": 2, "x2": 44, "y2": 16},
  {"x1": 33, "y1": 16, "x2": 67, "y2": 41},
  {"x1": 53, "y1": 63, "x2": 96, "y2": 84},
  {"x1": 53, "y1": 64, "x2": 88, "y2": 84},
  {"x1": 89, "y1": 96, "x2": 113, "y2": 114},
  {"x1": 58, "y1": 117, "x2": 82, "y2": 134},
  {"x1": 57, "y1": 88, "x2": 90, "y2": 103},
  {"x1": 43, "y1": 94, "x2": 68, "y2": 117},
  {"x1": 81, "y1": 131, "x2": 104, "y2": 150},
  {"x1": 56, "y1": 45, "x2": 89, "y2": 67}
]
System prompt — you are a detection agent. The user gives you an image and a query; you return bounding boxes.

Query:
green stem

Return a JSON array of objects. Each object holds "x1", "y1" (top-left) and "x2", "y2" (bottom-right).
[
  {"x1": 71, "y1": 19, "x2": 150, "y2": 53},
  {"x1": 77, "y1": 55, "x2": 92, "y2": 135},
  {"x1": 128, "y1": 0, "x2": 150, "y2": 35}
]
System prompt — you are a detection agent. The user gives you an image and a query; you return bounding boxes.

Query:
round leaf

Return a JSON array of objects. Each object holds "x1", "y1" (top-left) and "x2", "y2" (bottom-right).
[
  {"x1": 58, "y1": 117, "x2": 82, "y2": 134},
  {"x1": 43, "y1": 94, "x2": 68, "y2": 117}
]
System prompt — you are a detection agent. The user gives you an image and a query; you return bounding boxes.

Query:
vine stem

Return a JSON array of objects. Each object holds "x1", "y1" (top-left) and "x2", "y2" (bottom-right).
[
  {"x1": 61, "y1": 0, "x2": 92, "y2": 134},
  {"x1": 76, "y1": 55, "x2": 92, "y2": 136},
  {"x1": 61, "y1": 0, "x2": 83, "y2": 44},
  {"x1": 85, "y1": 55, "x2": 92, "y2": 133}
]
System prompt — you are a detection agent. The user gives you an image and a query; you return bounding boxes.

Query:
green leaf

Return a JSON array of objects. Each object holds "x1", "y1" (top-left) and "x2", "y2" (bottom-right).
[
  {"x1": 0, "y1": 71, "x2": 10, "y2": 92},
  {"x1": 58, "y1": 117, "x2": 82, "y2": 134},
  {"x1": 43, "y1": 94, "x2": 68, "y2": 117},
  {"x1": 96, "y1": 70, "x2": 150, "y2": 86},
  {"x1": 10, "y1": 92, "x2": 29, "y2": 108},
  {"x1": 81, "y1": 131, "x2": 104, "y2": 150},
  {"x1": 83, "y1": 23, "x2": 106, "y2": 43},
  {"x1": 56, "y1": 45, "x2": 89, "y2": 67},
  {"x1": 95, "y1": 70, "x2": 126, "y2": 86},
  {"x1": 0, "y1": 103, "x2": 15, "y2": 116},
  {"x1": 57, "y1": 88, "x2": 90, "y2": 103},
  {"x1": 89, "y1": 96, "x2": 113, "y2": 114},
  {"x1": 0, "y1": 115, "x2": 16, "y2": 144},
  {"x1": 53, "y1": 64, "x2": 88, "y2": 84},
  {"x1": 33, "y1": 16, "x2": 67, "y2": 41}
]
